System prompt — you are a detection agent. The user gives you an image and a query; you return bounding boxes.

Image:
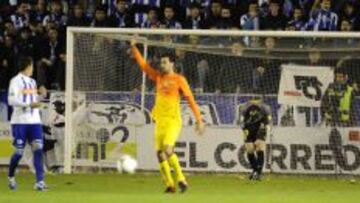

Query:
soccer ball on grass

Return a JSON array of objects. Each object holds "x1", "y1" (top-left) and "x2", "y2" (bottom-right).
[{"x1": 116, "y1": 155, "x2": 138, "y2": 174}]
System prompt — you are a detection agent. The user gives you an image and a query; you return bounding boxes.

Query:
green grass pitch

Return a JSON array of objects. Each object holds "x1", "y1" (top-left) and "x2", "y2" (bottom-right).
[{"x1": 1, "y1": 172, "x2": 359, "y2": 203}]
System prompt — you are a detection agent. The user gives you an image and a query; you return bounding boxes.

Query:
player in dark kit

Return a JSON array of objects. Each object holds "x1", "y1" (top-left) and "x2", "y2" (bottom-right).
[{"x1": 240, "y1": 97, "x2": 272, "y2": 181}]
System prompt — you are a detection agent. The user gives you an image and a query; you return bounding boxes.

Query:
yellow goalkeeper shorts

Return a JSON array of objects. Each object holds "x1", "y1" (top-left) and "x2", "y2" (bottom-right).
[{"x1": 154, "y1": 118, "x2": 182, "y2": 151}]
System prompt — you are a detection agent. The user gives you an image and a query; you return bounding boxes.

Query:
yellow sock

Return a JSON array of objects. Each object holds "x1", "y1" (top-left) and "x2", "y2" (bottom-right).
[
  {"x1": 159, "y1": 161, "x2": 174, "y2": 187},
  {"x1": 169, "y1": 154, "x2": 186, "y2": 183}
]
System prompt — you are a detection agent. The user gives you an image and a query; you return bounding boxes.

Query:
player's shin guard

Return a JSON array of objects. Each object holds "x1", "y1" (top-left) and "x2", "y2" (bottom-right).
[
  {"x1": 33, "y1": 149, "x2": 44, "y2": 182},
  {"x1": 8, "y1": 150, "x2": 23, "y2": 178},
  {"x1": 256, "y1": 151, "x2": 264, "y2": 175},
  {"x1": 159, "y1": 161, "x2": 175, "y2": 188},
  {"x1": 247, "y1": 153, "x2": 257, "y2": 172},
  {"x1": 168, "y1": 154, "x2": 186, "y2": 183}
]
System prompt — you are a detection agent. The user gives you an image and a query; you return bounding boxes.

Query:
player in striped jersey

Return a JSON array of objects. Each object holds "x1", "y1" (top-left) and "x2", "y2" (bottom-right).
[{"x1": 7, "y1": 57, "x2": 48, "y2": 191}]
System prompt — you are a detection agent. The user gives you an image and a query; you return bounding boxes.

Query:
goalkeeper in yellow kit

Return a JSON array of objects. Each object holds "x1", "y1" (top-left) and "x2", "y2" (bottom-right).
[{"x1": 131, "y1": 39, "x2": 205, "y2": 193}]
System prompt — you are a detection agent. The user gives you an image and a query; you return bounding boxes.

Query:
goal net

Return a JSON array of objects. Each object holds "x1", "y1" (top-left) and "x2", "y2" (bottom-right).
[{"x1": 64, "y1": 28, "x2": 360, "y2": 176}]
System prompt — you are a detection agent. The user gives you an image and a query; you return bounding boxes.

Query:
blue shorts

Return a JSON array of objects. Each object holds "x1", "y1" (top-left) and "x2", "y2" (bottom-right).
[{"x1": 11, "y1": 124, "x2": 43, "y2": 149}]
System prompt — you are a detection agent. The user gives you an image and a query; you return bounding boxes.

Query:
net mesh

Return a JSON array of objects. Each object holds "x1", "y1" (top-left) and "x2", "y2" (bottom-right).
[{"x1": 67, "y1": 31, "x2": 360, "y2": 175}]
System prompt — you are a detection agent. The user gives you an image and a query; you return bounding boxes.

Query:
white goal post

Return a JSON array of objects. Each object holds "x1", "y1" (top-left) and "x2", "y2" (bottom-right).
[{"x1": 65, "y1": 28, "x2": 360, "y2": 174}]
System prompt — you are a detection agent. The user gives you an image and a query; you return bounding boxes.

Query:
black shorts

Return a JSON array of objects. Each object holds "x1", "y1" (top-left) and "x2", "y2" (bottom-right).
[{"x1": 245, "y1": 128, "x2": 266, "y2": 143}]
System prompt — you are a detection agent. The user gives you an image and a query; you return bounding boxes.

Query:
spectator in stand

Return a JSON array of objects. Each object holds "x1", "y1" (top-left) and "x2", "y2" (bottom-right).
[
  {"x1": 240, "y1": 2, "x2": 260, "y2": 46},
  {"x1": 340, "y1": 18, "x2": 352, "y2": 32},
  {"x1": 67, "y1": 4, "x2": 90, "y2": 26},
  {"x1": 337, "y1": 18, "x2": 355, "y2": 46},
  {"x1": 216, "y1": 4, "x2": 236, "y2": 29},
  {"x1": 261, "y1": 0, "x2": 288, "y2": 30},
  {"x1": 340, "y1": 1, "x2": 357, "y2": 24},
  {"x1": 17, "y1": 27, "x2": 36, "y2": 59},
  {"x1": 0, "y1": 39, "x2": 7, "y2": 89},
  {"x1": 0, "y1": 35, "x2": 17, "y2": 89},
  {"x1": 174, "y1": 48, "x2": 186, "y2": 75},
  {"x1": 30, "y1": 0, "x2": 49, "y2": 24},
  {"x1": 36, "y1": 27, "x2": 65, "y2": 90},
  {"x1": 160, "y1": 4, "x2": 181, "y2": 29},
  {"x1": 240, "y1": 1, "x2": 260, "y2": 30},
  {"x1": 306, "y1": 0, "x2": 338, "y2": 31},
  {"x1": 204, "y1": 0, "x2": 222, "y2": 29},
  {"x1": 194, "y1": 58, "x2": 209, "y2": 93},
  {"x1": 141, "y1": 7, "x2": 160, "y2": 28},
  {"x1": 129, "y1": 0, "x2": 158, "y2": 28},
  {"x1": 351, "y1": 0, "x2": 360, "y2": 30},
  {"x1": 43, "y1": 1, "x2": 67, "y2": 28},
  {"x1": 110, "y1": 0, "x2": 134, "y2": 28},
  {"x1": 354, "y1": 12, "x2": 360, "y2": 31},
  {"x1": 182, "y1": 3, "x2": 205, "y2": 29},
  {"x1": 306, "y1": 48, "x2": 332, "y2": 66},
  {"x1": 2, "y1": 20, "x2": 18, "y2": 38},
  {"x1": 67, "y1": 0, "x2": 98, "y2": 18},
  {"x1": 28, "y1": 20, "x2": 47, "y2": 63},
  {"x1": 44, "y1": 20, "x2": 57, "y2": 32},
  {"x1": 91, "y1": 5, "x2": 112, "y2": 27},
  {"x1": 252, "y1": 37, "x2": 281, "y2": 94},
  {"x1": 127, "y1": 0, "x2": 160, "y2": 27},
  {"x1": 219, "y1": 42, "x2": 253, "y2": 93},
  {"x1": 10, "y1": 2, "x2": 30, "y2": 30},
  {"x1": 286, "y1": 5, "x2": 306, "y2": 30},
  {"x1": 222, "y1": 0, "x2": 246, "y2": 21},
  {"x1": 161, "y1": 0, "x2": 188, "y2": 22}
]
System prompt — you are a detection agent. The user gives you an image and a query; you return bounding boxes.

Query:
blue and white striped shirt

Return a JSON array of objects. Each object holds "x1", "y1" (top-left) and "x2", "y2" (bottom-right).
[
  {"x1": 307, "y1": 9, "x2": 338, "y2": 31},
  {"x1": 8, "y1": 73, "x2": 41, "y2": 124},
  {"x1": 10, "y1": 13, "x2": 29, "y2": 30},
  {"x1": 134, "y1": 13, "x2": 147, "y2": 27},
  {"x1": 240, "y1": 14, "x2": 259, "y2": 30}
]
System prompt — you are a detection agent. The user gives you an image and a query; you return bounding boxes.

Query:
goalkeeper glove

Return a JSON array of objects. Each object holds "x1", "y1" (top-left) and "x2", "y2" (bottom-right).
[{"x1": 259, "y1": 124, "x2": 271, "y2": 135}]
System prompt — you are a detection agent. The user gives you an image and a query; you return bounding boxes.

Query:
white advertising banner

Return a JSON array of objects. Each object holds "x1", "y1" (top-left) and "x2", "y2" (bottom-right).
[
  {"x1": 278, "y1": 64, "x2": 334, "y2": 107},
  {"x1": 137, "y1": 126, "x2": 360, "y2": 175}
]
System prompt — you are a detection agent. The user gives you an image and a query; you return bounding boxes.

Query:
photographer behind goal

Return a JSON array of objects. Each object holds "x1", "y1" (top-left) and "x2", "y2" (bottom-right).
[{"x1": 320, "y1": 68, "x2": 357, "y2": 127}]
